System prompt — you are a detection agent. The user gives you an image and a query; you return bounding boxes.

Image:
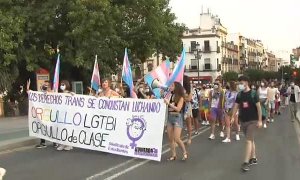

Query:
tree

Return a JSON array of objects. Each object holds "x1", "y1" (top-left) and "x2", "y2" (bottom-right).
[
  {"x1": 222, "y1": 71, "x2": 238, "y2": 82},
  {"x1": 0, "y1": 0, "x2": 184, "y2": 94},
  {"x1": 0, "y1": 0, "x2": 26, "y2": 92}
]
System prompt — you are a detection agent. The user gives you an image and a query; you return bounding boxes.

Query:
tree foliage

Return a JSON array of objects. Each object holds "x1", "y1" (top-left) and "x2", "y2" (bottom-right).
[
  {"x1": 222, "y1": 71, "x2": 238, "y2": 82},
  {"x1": 0, "y1": 0, "x2": 185, "y2": 93}
]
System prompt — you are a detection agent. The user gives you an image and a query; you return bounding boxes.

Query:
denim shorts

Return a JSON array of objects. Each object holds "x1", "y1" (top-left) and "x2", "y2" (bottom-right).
[
  {"x1": 268, "y1": 100, "x2": 275, "y2": 109},
  {"x1": 168, "y1": 113, "x2": 183, "y2": 128}
]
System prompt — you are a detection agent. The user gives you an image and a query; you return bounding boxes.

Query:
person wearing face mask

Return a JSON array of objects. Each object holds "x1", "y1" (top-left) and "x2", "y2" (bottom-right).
[
  {"x1": 258, "y1": 81, "x2": 269, "y2": 128},
  {"x1": 208, "y1": 81, "x2": 225, "y2": 140},
  {"x1": 287, "y1": 81, "x2": 300, "y2": 122},
  {"x1": 231, "y1": 76, "x2": 262, "y2": 172},
  {"x1": 56, "y1": 80, "x2": 74, "y2": 151},
  {"x1": 27, "y1": 80, "x2": 58, "y2": 149},
  {"x1": 222, "y1": 81, "x2": 239, "y2": 143}
]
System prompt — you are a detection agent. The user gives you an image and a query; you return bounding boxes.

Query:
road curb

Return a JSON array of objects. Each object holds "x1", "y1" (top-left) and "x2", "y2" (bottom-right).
[{"x1": 0, "y1": 137, "x2": 38, "y2": 152}]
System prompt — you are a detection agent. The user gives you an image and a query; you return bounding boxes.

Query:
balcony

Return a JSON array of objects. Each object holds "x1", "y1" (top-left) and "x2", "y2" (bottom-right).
[
  {"x1": 203, "y1": 46, "x2": 211, "y2": 53},
  {"x1": 240, "y1": 60, "x2": 247, "y2": 65},
  {"x1": 217, "y1": 46, "x2": 220, "y2": 53}
]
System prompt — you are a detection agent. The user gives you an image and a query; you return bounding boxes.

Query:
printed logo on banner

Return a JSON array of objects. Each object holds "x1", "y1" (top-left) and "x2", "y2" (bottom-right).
[{"x1": 126, "y1": 116, "x2": 147, "y2": 149}]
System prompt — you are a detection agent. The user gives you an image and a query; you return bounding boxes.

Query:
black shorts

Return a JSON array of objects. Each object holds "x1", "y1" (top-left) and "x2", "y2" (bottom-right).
[
  {"x1": 192, "y1": 109, "x2": 199, "y2": 118},
  {"x1": 241, "y1": 121, "x2": 257, "y2": 141}
]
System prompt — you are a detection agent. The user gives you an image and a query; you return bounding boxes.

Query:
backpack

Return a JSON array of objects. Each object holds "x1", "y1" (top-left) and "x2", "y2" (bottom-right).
[{"x1": 237, "y1": 90, "x2": 267, "y2": 119}]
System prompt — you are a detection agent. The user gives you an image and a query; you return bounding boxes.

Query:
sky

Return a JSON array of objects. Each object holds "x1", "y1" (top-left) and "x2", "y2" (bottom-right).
[{"x1": 169, "y1": 0, "x2": 300, "y2": 53}]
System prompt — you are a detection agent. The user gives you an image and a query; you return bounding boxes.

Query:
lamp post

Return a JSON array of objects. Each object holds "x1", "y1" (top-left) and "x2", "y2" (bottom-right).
[
  {"x1": 194, "y1": 42, "x2": 202, "y2": 85},
  {"x1": 281, "y1": 65, "x2": 287, "y2": 83}
]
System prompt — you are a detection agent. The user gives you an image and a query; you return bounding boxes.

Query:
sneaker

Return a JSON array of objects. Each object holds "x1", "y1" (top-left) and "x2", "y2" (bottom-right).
[
  {"x1": 241, "y1": 162, "x2": 250, "y2": 172},
  {"x1": 56, "y1": 145, "x2": 65, "y2": 151},
  {"x1": 0, "y1": 167, "x2": 6, "y2": 179},
  {"x1": 194, "y1": 131, "x2": 199, "y2": 135},
  {"x1": 208, "y1": 134, "x2": 215, "y2": 140},
  {"x1": 267, "y1": 119, "x2": 270, "y2": 123},
  {"x1": 201, "y1": 121, "x2": 206, "y2": 125},
  {"x1": 222, "y1": 138, "x2": 231, "y2": 143},
  {"x1": 236, "y1": 134, "x2": 240, "y2": 141},
  {"x1": 249, "y1": 158, "x2": 258, "y2": 166},
  {"x1": 263, "y1": 123, "x2": 267, "y2": 128},
  {"x1": 220, "y1": 131, "x2": 225, "y2": 138},
  {"x1": 35, "y1": 143, "x2": 47, "y2": 149},
  {"x1": 64, "y1": 146, "x2": 73, "y2": 151},
  {"x1": 205, "y1": 121, "x2": 210, "y2": 126},
  {"x1": 271, "y1": 119, "x2": 274, "y2": 123},
  {"x1": 53, "y1": 143, "x2": 58, "y2": 148}
]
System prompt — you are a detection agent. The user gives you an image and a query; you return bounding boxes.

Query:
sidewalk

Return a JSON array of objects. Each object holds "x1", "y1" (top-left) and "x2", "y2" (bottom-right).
[{"x1": 0, "y1": 116, "x2": 38, "y2": 152}]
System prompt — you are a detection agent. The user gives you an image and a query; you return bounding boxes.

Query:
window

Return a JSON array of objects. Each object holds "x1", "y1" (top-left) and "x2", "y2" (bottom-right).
[
  {"x1": 204, "y1": 58, "x2": 211, "y2": 70},
  {"x1": 191, "y1": 59, "x2": 198, "y2": 69},
  {"x1": 190, "y1": 41, "x2": 196, "y2": 52},
  {"x1": 204, "y1": 41, "x2": 210, "y2": 52}
]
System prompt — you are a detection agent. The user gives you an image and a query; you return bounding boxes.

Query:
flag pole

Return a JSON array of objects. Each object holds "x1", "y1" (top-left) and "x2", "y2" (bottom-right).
[{"x1": 90, "y1": 54, "x2": 98, "y2": 95}]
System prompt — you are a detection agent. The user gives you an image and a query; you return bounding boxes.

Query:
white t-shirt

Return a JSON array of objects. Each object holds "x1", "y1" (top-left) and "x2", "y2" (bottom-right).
[
  {"x1": 267, "y1": 87, "x2": 277, "y2": 101},
  {"x1": 258, "y1": 87, "x2": 268, "y2": 99}
]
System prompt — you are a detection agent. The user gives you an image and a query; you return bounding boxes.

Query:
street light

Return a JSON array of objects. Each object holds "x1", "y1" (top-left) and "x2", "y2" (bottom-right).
[{"x1": 193, "y1": 42, "x2": 202, "y2": 85}]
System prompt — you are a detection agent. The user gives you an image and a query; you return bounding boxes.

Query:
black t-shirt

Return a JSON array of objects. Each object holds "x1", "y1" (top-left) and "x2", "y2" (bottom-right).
[
  {"x1": 290, "y1": 87, "x2": 296, "y2": 102},
  {"x1": 235, "y1": 90, "x2": 259, "y2": 122}
]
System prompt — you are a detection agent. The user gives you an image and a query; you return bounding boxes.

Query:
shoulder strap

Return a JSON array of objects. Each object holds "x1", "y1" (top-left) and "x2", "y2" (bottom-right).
[{"x1": 194, "y1": 89, "x2": 200, "y2": 101}]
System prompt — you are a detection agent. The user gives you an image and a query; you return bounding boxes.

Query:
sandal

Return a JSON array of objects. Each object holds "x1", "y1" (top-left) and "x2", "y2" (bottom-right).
[
  {"x1": 167, "y1": 156, "x2": 177, "y2": 161},
  {"x1": 182, "y1": 153, "x2": 188, "y2": 161}
]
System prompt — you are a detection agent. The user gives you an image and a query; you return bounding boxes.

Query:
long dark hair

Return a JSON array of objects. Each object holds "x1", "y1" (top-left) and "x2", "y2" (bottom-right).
[
  {"x1": 229, "y1": 81, "x2": 236, "y2": 91},
  {"x1": 173, "y1": 82, "x2": 184, "y2": 104},
  {"x1": 60, "y1": 80, "x2": 71, "y2": 91},
  {"x1": 183, "y1": 75, "x2": 191, "y2": 94}
]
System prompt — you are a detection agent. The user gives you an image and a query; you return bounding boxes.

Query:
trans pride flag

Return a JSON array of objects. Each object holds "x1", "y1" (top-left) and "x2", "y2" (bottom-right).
[
  {"x1": 122, "y1": 48, "x2": 137, "y2": 98},
  {"x1": 166, "y1": 48, "x2": 186, "y2": 87},
  {"x1": 144, "y1": 59, "x2": 170, "y2": 98},
  {"x1": 91, "y1": 55, "x2": 101, "y2": 92},
  {"x1": 52, "y1": 54, "x2": 60, "y2": 92}
]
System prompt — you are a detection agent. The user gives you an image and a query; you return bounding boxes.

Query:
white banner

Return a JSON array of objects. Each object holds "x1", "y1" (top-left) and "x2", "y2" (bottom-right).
[{"x1": 28, "y1": 91, "x2": 166, "y2": 161}]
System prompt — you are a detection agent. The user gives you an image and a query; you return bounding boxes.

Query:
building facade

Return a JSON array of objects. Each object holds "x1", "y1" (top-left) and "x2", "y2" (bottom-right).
[
  {"x1": 223, "y1": 41, "x2": 239, "y2": 73},
  {"x1": 182, "y1": 11, "x2": 226, "y2": 83},
  {"x1": 266, "y1": 52, "x2": 276, "y2": 71}
]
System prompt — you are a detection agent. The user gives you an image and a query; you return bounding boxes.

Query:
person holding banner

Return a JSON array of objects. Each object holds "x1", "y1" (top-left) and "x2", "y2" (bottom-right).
[
  {"x1": 26, "y1": 79, "x2": 58, "y2": 149},
  {"x1": 56, "y1": 80, "x2": 74, "y2": 151},
  {"x1": 98, "y1": 78, "x2": 120, "y2": 98},
  {"x1": 164, "y1": 82, "x2": 188, "y2": 161}
]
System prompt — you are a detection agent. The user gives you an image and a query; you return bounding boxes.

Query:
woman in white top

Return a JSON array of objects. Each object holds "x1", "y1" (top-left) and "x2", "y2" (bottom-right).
[{"x1": 257, "y1": 81, "x2": 268, "y2": 128}]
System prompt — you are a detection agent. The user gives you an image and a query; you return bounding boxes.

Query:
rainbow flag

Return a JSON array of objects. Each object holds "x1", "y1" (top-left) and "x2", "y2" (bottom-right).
[
  {"x1": 144, "y1": 59, "x2": 170, "y2": 98},
  {"x1": 91, "y1": 55, "x2": 101, "y2": 92},
  {"x1": 166, "y1": 48, "x2": 186, "y2": 87},
  {"x1": 52, "y1": 54, "x2": 60, "y2": 92},
  {"x1": 122, "y1": 48, "x2": 137, "y2": 98}
]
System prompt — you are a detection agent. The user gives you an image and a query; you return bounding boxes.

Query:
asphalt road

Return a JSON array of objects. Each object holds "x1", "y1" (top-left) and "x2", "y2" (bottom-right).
[{"x1": 0, "y1": 108, "x2": 300, "y2": 180}]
